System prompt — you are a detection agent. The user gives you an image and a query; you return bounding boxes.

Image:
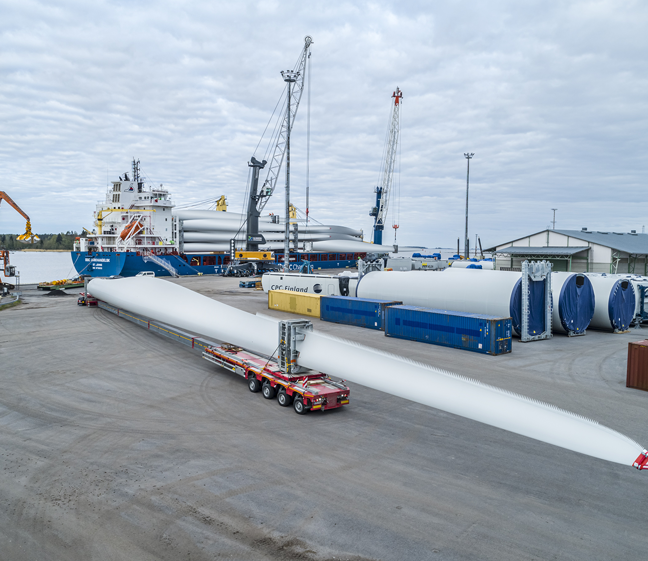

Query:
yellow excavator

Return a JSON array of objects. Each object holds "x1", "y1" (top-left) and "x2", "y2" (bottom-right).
[
  {"x1": 0, "y1": 192, "x2": 40, "y2": 244},
  {"x1": 1, "y1": 192, "x2": 39, "y2": 295}
]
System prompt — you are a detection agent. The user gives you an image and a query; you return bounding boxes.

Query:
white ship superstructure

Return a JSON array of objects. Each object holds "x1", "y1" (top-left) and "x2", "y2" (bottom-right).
[{"x1": 75, "y1": 160, "x2": 177, "y2": 254}]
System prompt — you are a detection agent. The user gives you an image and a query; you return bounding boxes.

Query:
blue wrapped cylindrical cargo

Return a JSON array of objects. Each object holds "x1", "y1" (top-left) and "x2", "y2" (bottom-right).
[
  {"x1": 584, "y1": 275, "x2": 636, "y2": 332},
  {"x1": 550, "y1": 272, "x2": 595, "y2": 335},
  {"x1": 320, "y1": 296, "x2": 403, "y2": 330},
  {"x1": 385, "y1": 306, "x2": 512, "y2": 355}
]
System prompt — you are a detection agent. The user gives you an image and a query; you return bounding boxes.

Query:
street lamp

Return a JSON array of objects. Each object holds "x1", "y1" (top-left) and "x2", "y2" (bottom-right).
[
  {"x1": 281, "y1": 69, "x2": 299, "y2": 272},
  {"x1": 464, "y1": 153, "x2": 474, "y2": 258},
  {"x1": 551, "y1": 208, "x2": 557, "y2": 230}
]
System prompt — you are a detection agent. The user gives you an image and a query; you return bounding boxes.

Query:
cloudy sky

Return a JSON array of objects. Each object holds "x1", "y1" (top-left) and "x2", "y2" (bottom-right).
[{"x1": 1, "y1": 0, "x2": 646, "y2": 249}]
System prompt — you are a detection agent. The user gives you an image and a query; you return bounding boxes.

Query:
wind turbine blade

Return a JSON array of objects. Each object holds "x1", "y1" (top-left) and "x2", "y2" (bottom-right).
[{"x1": 88, "y1": 277, "x2": 647, "y2": 469}]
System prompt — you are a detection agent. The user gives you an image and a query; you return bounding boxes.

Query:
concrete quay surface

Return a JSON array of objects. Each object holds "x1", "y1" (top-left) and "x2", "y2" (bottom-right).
[{"x1": 0, "y1": 275, "x2": 647, "y2": 560}]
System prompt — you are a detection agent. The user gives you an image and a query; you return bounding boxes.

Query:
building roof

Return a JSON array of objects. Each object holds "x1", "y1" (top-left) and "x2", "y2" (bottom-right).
[
  {"x1": 494, "y1": 246, "x2": 589, "y2": 257},
  {"x1": 486, "y1": 229, "x2": 648, "y2": 255}
]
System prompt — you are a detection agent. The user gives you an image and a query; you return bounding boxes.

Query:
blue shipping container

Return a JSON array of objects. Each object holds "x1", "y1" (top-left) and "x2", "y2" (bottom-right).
[
  {"x1": 385, "y1": 305, "x2": 512, "y2": 355},
  {"x1": 320, "y1": 296, "x2": 403, "y2": 330}
]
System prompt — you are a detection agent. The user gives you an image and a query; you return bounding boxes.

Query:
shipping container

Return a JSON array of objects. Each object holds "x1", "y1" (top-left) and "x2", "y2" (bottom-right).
[
  {"x1": 627, "y1": 340, "x2": 648, "y2": 391},
  {"x1": 268, "y1": 289, "x2": 321, "y2": 318},
  {"x1": 320, "y1": 296, "x2": 402, "y2": 330},
  {"x1": 385, "y1": 305, "x2": 512, "y2": 355}
]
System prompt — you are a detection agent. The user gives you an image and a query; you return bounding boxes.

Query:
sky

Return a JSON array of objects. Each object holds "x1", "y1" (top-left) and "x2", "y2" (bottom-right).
[{"x1": 1, "y1": 0, "x2": 647, "y2": 250}]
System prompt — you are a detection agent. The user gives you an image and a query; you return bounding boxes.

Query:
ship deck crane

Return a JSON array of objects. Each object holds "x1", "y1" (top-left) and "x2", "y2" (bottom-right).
[
  {"x1": 370, "y1": 88, "x2": 403, "y2": 245},
  {"x1": 246, "y1": 36, "x2": 313, "y2": 252}
]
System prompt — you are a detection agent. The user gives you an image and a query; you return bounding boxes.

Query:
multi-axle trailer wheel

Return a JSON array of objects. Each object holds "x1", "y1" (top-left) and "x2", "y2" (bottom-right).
[
  {"x1": 277, "y1": 388, "x2": 293, "y2": 407},
  {"x1": 248, "y1": 375, "x2": 307, "y2": 414}
]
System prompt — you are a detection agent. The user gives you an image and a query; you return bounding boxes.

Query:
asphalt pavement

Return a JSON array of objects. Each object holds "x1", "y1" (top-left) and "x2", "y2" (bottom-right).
[{"x1": 0, "y1": 276, "x2": 647, "y2": 560}]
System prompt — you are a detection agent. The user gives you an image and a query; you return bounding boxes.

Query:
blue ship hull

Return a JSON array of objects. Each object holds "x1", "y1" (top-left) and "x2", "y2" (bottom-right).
[{"x1": 71, "y1": 250, "x2": 366, "y2": 277}]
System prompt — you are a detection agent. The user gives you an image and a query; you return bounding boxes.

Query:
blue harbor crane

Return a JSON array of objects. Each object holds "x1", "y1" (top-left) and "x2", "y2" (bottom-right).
[{"x1": 370, "y1": 87, "x2": 403, "y2": 245}]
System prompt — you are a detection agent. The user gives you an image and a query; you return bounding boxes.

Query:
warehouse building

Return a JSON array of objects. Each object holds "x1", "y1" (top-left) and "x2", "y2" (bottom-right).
[{"x1": 485, "y1": 228, "x2": 648, "y2": 274}]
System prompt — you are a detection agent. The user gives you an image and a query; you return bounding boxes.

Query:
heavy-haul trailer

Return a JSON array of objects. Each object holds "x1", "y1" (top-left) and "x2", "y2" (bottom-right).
[
  {"x1": 94, "y1": 301, "x2": 350, "y2": 415},
  {"x1": 202, "y1": 319, "x2": 350, "y2": 414}
]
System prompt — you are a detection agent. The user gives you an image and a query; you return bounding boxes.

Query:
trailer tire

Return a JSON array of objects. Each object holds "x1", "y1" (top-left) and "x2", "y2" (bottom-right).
[
  {"x1": 293, "y1": 396, "x2": 307, "y2": 415},
  {"x1": 277, "y1": 388, "x2": 293, "y2": 407},
  {"x1": 262, "y1": 381, "x2": 277, "y2": 399},
  {"x1": 248, "y1": 376, "x2": 261, "y2": 393}
]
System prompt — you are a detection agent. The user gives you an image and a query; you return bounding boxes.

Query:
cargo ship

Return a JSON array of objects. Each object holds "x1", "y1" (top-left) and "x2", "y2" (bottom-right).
[{"x1": 71, "y1": 161, "x2": 378, "y2": 278}]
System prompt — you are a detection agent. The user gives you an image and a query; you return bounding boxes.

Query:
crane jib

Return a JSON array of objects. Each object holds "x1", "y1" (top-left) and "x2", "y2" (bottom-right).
[{"x1": 372, "y1": 88, "x2": 403, "y2": 245}]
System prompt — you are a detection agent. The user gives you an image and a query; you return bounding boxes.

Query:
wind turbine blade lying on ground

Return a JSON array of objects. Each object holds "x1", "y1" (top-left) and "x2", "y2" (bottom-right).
[{"x1": 88, "y1": 277, "x2": 648, "y2": 471}]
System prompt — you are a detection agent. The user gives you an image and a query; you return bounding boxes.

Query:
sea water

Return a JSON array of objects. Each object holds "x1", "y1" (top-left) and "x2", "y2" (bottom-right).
[{"x1": 4, "y1": 251, "x2": 76, "y2": 285}]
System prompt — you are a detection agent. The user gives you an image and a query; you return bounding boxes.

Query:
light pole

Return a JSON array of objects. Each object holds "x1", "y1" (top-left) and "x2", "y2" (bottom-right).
[
  {"x1": 551, "y1": 208, "x2": 557, "y2": 230},
  {"x1": 464, "y1": 153, "x2": 474, "y2": 258},
  {"x1": 281, "y1": 69, "x2": 299, "y2": 272}
]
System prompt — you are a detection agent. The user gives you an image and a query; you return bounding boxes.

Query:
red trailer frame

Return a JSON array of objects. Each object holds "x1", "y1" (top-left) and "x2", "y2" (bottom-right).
[{"x1": 203, "y1": 344, "x2": 350, "y2": 414}]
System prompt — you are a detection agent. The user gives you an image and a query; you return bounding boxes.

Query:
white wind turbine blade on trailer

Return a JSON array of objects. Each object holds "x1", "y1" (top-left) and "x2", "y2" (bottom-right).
[{"x1": 88, "y1": 277, "x2": 648, "y2": 470}]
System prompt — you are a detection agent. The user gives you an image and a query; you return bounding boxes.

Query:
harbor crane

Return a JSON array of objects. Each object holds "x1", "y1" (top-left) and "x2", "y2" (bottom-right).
[
  {"x1": 370, "y1": 87, "x2": 403, "y2": 245},
  {"x1": 246, "y1": 36, "x2": 313, "y2": 252}
]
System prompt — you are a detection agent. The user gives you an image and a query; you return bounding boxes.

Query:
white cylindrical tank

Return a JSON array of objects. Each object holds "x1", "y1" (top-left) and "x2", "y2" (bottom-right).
[
  {"x1": 450, "y1": 260, "x2": 494, "y2": 270},
  {"x1": 583, "y1": 274, "x2": 636, "y2": 331},
  {"x1": 261, "y1": 272, "x2": 356, "y2": 296},
  {"x1": 356, "y1": 270, "x2": 547, "y2": 337}
]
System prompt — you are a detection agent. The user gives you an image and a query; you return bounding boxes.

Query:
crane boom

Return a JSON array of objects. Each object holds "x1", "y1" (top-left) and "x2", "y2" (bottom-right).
[
  {"x1": 0, "y1": 191, "x2": 39, "y2": 243},
  {"x1": 246, "y1": 36, "x2": 313, "y2": 251},
  {"x1": 370, "y1": 88, "x2": 403, "y2": 245},
  {"x1": 257, "y1": 36, "x2": 313, "y2": 215}
]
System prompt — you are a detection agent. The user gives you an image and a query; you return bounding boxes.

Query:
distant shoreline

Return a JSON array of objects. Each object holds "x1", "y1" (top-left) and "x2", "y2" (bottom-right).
[{"x1": 11, "y1": 249, "x2": 70, "y2": 253}]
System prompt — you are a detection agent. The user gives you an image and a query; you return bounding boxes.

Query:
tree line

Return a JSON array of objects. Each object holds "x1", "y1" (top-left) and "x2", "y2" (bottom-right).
[{"x1": 0, "y1": 231, "x2": 80, "y2": 250}]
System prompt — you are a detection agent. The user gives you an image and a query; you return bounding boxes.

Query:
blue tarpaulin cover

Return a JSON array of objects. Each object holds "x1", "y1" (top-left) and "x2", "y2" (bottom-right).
[
  {"x1": 558, "y1": 274, "x2": 595, "y2": 334},
  {"x1": 509, "y1": 278, "x2": 546, "y2": 335},
  {"x1": 608, "y1": 280, "x2": 635, "y2": 331}
]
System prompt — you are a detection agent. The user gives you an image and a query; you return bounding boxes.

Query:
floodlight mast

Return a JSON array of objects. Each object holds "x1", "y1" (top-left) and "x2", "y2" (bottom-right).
[
  {"x1": 464, "y1": 152, "x2": 474, "y2": 258},
  {"x1": 281, "y1": 69, "x2": 299, "y2": 271},
  {"x1": 370, "y1": 87, "x2": 403, "y2": 245}
]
